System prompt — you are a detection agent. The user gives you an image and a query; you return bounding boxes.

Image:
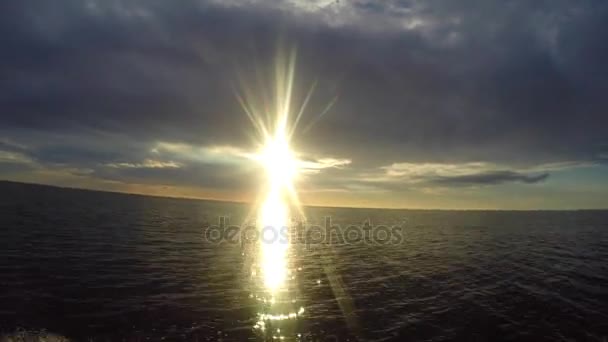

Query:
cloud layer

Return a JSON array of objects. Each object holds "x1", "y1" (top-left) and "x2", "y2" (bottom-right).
[{"x1": 1, "y1": 0, "x2": 608, "y2": 207}]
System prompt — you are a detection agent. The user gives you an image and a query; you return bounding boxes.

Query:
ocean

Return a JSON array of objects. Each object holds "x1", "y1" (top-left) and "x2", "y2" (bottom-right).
[{"x1": 0, "y1": 181, "x2": 607, "y2": 341}]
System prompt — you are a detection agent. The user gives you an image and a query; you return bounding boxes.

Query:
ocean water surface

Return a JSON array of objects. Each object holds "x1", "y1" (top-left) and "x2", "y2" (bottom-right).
[{"x1": 1, "y1": 181, "x2": 607, "y2": 341}]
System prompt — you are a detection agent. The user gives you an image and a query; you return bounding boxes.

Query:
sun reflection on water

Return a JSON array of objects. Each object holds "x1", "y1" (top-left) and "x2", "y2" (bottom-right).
[
  {"x1": 259, "y1": 187, "x2": 289, "y2": 292},
  {"x1": 252, "y1": 129, "x2": 304, "y2": 340},
  {"x1": 239, "y1": 46, "x2": 309, "y2": 341}
]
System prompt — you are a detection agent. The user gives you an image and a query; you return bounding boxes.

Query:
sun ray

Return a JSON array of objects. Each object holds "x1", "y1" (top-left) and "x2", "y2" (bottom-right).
[
  {"x1": 237, "y1": 45, "x2": 308, "y2": 293},
  {"x1": 302, "y1": 95, "x2": 338, "y2": 134},
  {"x1": 290, "y1": 79, "x2": 317, "y2": 139}
]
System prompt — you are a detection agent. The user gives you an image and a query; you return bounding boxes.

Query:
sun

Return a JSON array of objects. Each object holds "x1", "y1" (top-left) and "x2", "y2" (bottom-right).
[
  {"x1": 237, "y1": 46, "x2": 306, "y2": 292},
  {"x1": 258, "y1": 131, "x2": 298, "y2": 192}
]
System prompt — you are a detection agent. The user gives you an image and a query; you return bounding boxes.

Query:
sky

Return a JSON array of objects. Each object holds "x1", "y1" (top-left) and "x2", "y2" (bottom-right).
[{"x1": 1, "y1": 0, "x2": 608, "y2": 209}]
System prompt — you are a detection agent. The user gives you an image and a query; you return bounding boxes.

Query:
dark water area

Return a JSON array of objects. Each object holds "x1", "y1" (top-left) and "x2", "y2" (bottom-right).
[{"x1": 1, "y1": 181, "x2": 607, "y2": 341}]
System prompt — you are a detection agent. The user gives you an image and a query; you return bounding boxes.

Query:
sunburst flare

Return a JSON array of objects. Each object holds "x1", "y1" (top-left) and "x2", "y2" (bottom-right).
[{"x1": 237, "y1": 46, "x2": 306, "y2": 292}]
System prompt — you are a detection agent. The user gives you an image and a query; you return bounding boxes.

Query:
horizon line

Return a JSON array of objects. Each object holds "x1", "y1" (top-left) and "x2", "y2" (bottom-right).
[{"x1": 1, "y1": 179, "x2": 607, "y2": 212}]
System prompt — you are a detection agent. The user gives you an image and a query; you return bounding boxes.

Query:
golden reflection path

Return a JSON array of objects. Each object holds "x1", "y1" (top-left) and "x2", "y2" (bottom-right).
[{"x1": 238, "y1": 46, "x2": 307, "y2": 341}]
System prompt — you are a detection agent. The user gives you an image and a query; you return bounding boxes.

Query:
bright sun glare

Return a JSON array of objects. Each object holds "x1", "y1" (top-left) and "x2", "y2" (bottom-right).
[
  {"x1": 259, "y1": 133, "x2": 298, "y2": 191},
  {"x1": 257, "y1": 131, "x2": 297, "y2": 291},
  {"x1": 238, "y1": 46, "x2": 305, "y2": 293}
]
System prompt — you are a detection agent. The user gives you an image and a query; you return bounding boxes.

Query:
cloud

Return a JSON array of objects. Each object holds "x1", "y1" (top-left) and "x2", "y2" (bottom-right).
[
  {"x1": 431, "y1": 170, "x2": 548, "y2": 186},
  {"x1": 1, "y1": 0, "x2": 608, "y2": 206},
  {"x1": 379, "y1": 161, "x2": 555, "y2": 185},
  {"x1": 150, "y1": 142, "x2": 253, "y2": 165},
  {"x1": 382, "y1": 162, "x2": 494, "y2": 179},
  {"x1": 106, "y1": 159, "x2": 182, "y2": 169},
  {"x1": 0, "y1": 151, "x2": 33, "y2": 165},
  {"x1": 300, "y1": 157, "x2": 351, "y2": 174},
  {"x1": 300, "y1": 160, "x2": 596, "y2": 193},
  {"x1": 3, "y1": 0, "x2": 608, "y2": 165}
]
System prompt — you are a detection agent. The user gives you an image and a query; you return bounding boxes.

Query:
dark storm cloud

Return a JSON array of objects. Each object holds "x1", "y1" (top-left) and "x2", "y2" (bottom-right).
[
  {"x1": 1, "y1": 0, "x2": 608, "y2": 192},
  {"x1": 1, "y1": 0, "x2": 247, "y2": 145}
]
